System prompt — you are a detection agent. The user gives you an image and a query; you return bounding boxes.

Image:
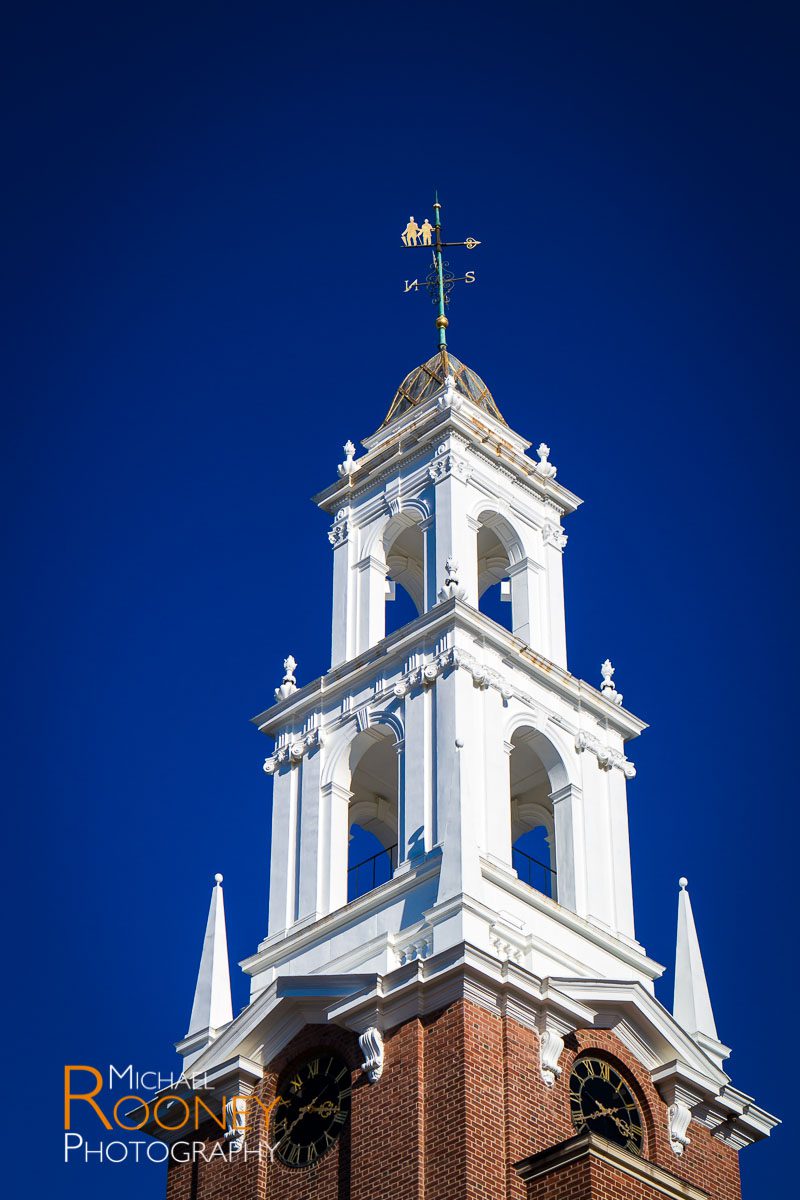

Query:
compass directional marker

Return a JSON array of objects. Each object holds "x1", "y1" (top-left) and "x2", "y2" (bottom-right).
[{"x1": 400, "y1": 195, "x2": 482, "y2": 350}]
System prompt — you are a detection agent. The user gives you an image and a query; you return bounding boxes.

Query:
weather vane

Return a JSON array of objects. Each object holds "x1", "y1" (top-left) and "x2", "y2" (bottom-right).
[{"x1": 400, "y1": 194, "x2": 480, "y2": 350}]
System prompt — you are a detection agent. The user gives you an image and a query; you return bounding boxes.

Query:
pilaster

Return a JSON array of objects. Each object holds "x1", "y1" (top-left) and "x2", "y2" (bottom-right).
[
  {"x1": 431, "y1": 453, "x2": 478, "y2": 606},
  {"x1": 401, "y1": 685, "x2": 433, "y2": 862},
  {"x1": 550, "y1": 782, "x2": 588, "y2": 917},
  {"x1": 267, "y1": 765, "x2": 300, "y2": 936},
  {"x1": 356, "y1": 553, "x2": 387, "y2": 654}
]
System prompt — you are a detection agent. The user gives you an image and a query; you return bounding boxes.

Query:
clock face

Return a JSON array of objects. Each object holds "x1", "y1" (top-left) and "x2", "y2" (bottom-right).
[
  {"x1": 271, "y1": 1051, "x2": 352, "y2": 1168},
  {"x1": 569, "y1": 1056, "x2": 644, "y2": 1155}
]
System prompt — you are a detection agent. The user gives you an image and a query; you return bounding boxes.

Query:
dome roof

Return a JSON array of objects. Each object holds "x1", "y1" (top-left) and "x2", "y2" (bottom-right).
[{"x1": 381, "y1": 350, "x2": 506, "y2": 428}]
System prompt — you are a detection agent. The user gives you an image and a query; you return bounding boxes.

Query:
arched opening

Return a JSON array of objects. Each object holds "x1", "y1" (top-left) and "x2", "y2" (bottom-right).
[
  {"x1": 384, "y1": 515, "x2": 425, "y2": 638},
  {"x1": 346, "y1": 727, "x2": 400, "y2": 902},
  {"x1": 476, "y1": 511, "x2": 521, "y2": 633},
  {"x1": 509, "y1": 727, "x2": 557, "y2": 899}
]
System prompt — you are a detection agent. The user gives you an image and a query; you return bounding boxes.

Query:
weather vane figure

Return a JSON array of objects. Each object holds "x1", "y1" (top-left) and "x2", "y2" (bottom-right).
[{"x1": 401, "y1": 195, "x2": 481, "y2": 350}]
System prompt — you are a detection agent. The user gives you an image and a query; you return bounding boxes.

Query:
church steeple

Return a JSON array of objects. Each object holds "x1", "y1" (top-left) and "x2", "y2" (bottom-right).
[{"x1": 149, "y1": 206, "x2": 777, "y2": 1194}]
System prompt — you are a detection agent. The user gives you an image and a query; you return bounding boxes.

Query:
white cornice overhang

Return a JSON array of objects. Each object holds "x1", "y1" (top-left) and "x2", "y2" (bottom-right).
[
  {"x1": 130, "y1": 1054, "x2": 263, "y2": 1145},
  {"x1": 312, "y1": 392, "x2": 583, "y2": 518},
  {"x1": 160, "y1": 945, "x2": 777, "y2": 1149},
  {"x1": 252, "y1": 599, "x2": 646, "y2": 743},
  {"x1": 549, "y1": 976, "x2": 779, "y2": 1145},
  {"x1": 554, "y1": 977, "x2": 729, "y2": 1090}
]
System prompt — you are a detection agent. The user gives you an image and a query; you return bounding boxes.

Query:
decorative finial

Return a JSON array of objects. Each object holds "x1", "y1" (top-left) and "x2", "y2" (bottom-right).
[
  {"x1": 600, "y1": 658, "x2": 623, "y2": 706},
  {"x1": 437, "y1": 372, "x2": 462, "y2": 413},
  {"x1": 534, "y1": 442, "x2": 557, "y2": 479},
  {"x1": 679, "y1": 876, "x2": 688, "y2": 889},
  {"x1": 275, "y1": 655, "x2": 298, "y2": 702},
  {"x1": 337, "y1": 440, "x2": 356, "y2": 478},
  {"x1": 438, "y1": 555, "x2": 467, "y2": 602},
  {"x1": 401, "y1": 195, "x2": 480, "y2": 350},
  {"x1": 214, "y1": 872, "x2": 224, "y2": 884}
]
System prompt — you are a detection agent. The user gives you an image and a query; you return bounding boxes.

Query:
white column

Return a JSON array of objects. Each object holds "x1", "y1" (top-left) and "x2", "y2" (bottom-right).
[
  {"x1": 582, "y1": 765, "x2": 616, "y2": 929},
  {"x1": 607, "y1": 769, "x2": 636, "y2": 939},
  {"x1": 267, "y1": 766, "x2": 300, "y2": 936},
  {"x1": 355, "y1": 554, "x2": 387, "y2": 654},
  {"x1": 321, "y1": 781, "x2": 351, "y2": 914},
  {"x1": 507, "y1": 556, "x2": 542, "y2": 648},
  {"x1": 432, "y1": 469, "x2": 478, "y2": 606},
  {"x1": 483, "y1": 691, "x2": 512, "y2": 867},
  {"x1": 550, "y1": 783, "x2": 588, "y2": 916},
  {"x1": 543, "y1": 540, "x2": 568, "y2": 669},
  {"x1": 436, "y1": 664, "x2": 483, "y2": 901},
  {"x1": 296, "y1": 745, "x2": 325, "y2": 923},
  {"x1": 419, "y1": 514, "x2": 436, "y2": 613},
  {"x1": 330, "y1": 535, "x2": 353, "y2": 668},
  {"x1": 401, "y1": 688, "x2": 431, "y2": 862}
]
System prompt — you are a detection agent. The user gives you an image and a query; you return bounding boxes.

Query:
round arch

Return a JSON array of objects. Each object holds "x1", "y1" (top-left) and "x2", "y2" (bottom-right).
[
  {"x1": 503, "y1": 716, "x2": 574, "y2": 901},
  {"x1": 361, "y1": 498, "x2": 431, "y2": 561},
  {"x1": 502, "y1": 711, "x2": 575, "y2": 794},
  {"x1": 321, "y1": 707, "x2": 405, "y2": 791}
]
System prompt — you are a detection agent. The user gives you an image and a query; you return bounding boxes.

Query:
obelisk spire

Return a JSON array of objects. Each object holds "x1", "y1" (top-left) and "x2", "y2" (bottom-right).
[
  {"x1": 673, "y1": 877, "x2": 718, "y2": 1041},
  {"x1": 186, "y1": 872, "x2": 233, "y2": 1039}
]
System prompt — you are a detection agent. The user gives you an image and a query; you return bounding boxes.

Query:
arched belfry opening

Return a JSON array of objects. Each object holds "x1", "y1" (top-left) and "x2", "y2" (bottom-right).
[
  {"x1": 383, "y1": 512, "x2": 425, "y2": 637},
  {"x1": 346, "y1": 727, "x2": 400, "y2": 902},
  {"x1": 509, "y1": 727, "x2": 557, "y2": 899},
  {"x1": 476, "y1": 510, "x2": 523, "y2": 634}
]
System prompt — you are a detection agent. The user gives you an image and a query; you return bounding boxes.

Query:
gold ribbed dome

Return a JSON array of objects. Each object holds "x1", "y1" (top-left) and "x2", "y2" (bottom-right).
[{"x1": 382, "y1": 350, "x2": 505, "y2": 427}]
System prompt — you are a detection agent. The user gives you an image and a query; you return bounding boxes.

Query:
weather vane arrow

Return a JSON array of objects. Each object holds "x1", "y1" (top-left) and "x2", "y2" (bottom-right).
[{"x1": 400, "y1": 194, "x2": 481, "y2": 350}]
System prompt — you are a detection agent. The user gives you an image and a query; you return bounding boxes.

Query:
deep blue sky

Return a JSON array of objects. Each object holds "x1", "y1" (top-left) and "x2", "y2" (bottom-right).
[{"x1": 5, "y1": 2, "x2": 796, "y2": 1195}]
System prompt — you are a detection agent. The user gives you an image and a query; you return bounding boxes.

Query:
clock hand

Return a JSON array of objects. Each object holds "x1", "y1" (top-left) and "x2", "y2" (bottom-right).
[
  {"x1": 609, "y1": 1113, "x2": 635, "y2": 1137},
  {"x1": 593, "y1": 1103, "x2": 623, "y2": 1118},
  {"x1": 275, "y1": 1096, "x2": 321, "y2": 1141},
  {"x1": 305, "y1": 1101, "x2": 341, "y2": 1118}
]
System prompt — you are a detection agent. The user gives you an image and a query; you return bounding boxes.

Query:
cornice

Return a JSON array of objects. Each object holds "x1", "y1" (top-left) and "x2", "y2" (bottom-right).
[
  {"x1": 312, "y1": 399, "x2": 582, "y2": 518},
  {"x1": 553, "y1": 977, "x2": 729, "y2": 1092},
  {"x1": 252, "y1": 599, "x2": 647, "y2": 743},
  {"x1": 176, "y1": 943, "x2": 777, "y2": 1151}
]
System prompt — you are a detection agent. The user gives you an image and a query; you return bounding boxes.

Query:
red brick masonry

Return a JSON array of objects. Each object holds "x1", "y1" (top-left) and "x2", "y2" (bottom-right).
[{"x1": 166, "y1": 998, "x2": 741, "y2": 1200}]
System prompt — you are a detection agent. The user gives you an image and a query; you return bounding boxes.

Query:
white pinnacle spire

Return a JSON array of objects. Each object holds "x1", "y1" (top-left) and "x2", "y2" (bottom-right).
[
  {"x1": 673, "y1": 877, "x2": 718, "y2": 1041},
  {"x1": 187, "y1": 873, "x2": 233, "y2": 1037}
]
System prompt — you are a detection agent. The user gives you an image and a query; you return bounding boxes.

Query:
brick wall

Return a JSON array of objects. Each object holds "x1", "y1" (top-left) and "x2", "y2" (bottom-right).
[{"x1": 164, "y1": 999, "x2": 742, "y2": 1200}]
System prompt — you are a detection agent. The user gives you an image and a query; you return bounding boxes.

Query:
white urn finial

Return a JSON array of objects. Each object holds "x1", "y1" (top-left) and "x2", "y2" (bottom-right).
[
  {"x1": 600, "y1": 658, "x2": 623, "y2": 706},
  {"x1": 438, "y1": 555, "x2": 466, "y2": 603},
  {"x1": 275, "y1": 655, "x2": 298, "y2": 702},
  {"x1": 437, "y1": 372, "x2": 462, "y2": 411},
  {"x1": 337, "y1": 440, "x2": 357, "y2": 478},
  {"x1": 534, "y1": 442, "x2": 557, "y2": 479}
]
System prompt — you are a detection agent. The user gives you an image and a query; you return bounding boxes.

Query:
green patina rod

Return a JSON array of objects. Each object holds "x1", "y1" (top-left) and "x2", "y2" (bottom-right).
[{"x1": 433, "y1": 192, "x2": 447, "y2": 349}]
